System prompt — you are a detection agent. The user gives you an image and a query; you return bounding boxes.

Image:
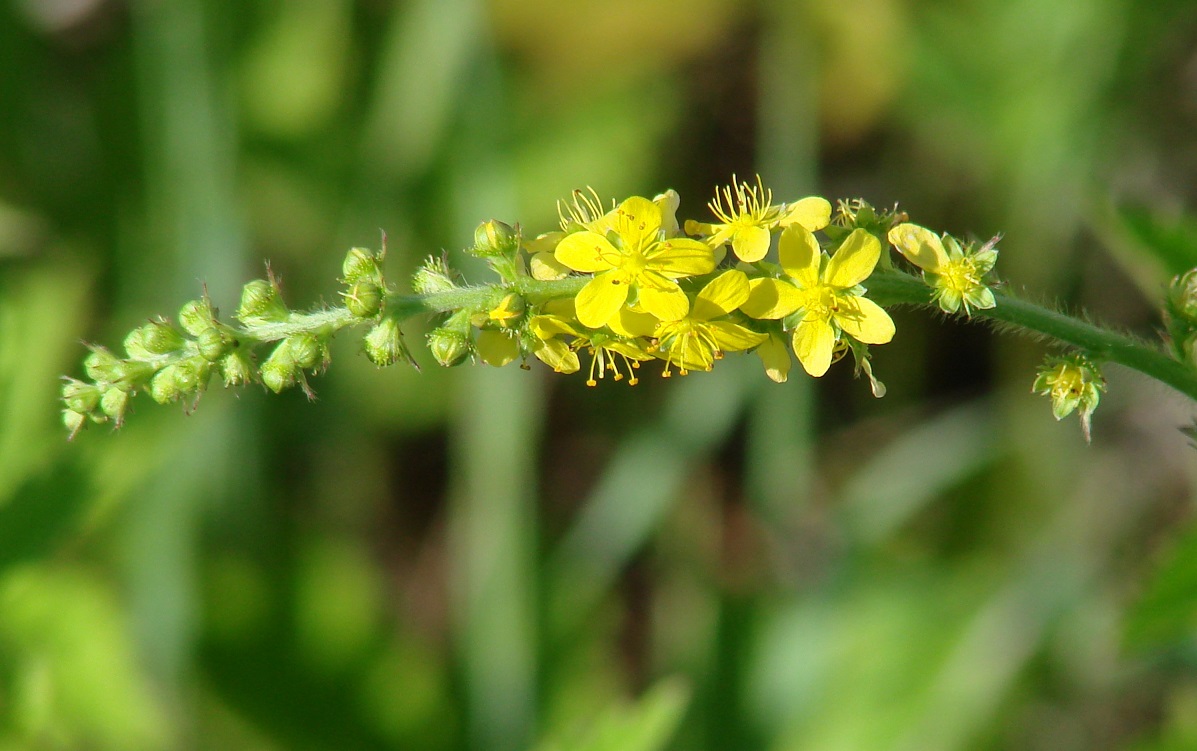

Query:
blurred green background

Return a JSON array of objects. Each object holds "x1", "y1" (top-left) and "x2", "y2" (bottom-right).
[{"x1": 3, "y1": 0, "x2": 1197, "y2": 749}]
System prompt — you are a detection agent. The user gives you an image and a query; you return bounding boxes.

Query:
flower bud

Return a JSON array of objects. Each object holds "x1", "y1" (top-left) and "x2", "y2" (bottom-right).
[
  {"x1": 179, "y1": 298, "x2": 216, "y2": 336},
  {"x1": 488, "y1": 293, "x2": 525, "y2": 328},
  {"x1": 345, "y1": 280, "x2": 383, "y2": 318},
  {"x1": 288, "y1": 333, "x2": 324, "y2": 370},
  {"x1": 149, "y1": 366, "x2": 183, "y2": 404},
  {"x1": 363, "y1": 317, "x2": 413, "y2": 367},
  {"x1": 261, "y1": 342, "x2": 298, "y2": 393},
  {"x1": 84, "y1": 347, "x2": 122, "y2": 384},
  {"x1": 342, "y1": 247, "x2": 381, "y2": 284},
  {"x1": 139, "y1": 321, "x2": 186, "y2": 355},
  {"x1": 428, "y1": 327, "x2": 470, "y2": 367},
  {"x1": 197, "y1": 328, "x2": 233, "y2": 361},
  {"x1": 220, "y1": 349, "x2": 255, "y2": 387},
  {"x1": 236, "y1": 279, "x2": 289, "y2": 324},
  {"x1": 172, "y1": 356, "x2": 210, "y2": 395},
  {"x1": 100, "y1": 387, "x2": 129, "y2": 425},
  {"x1": 1169, "y1": 269, "x2": 1197, "y2": 322},
  {"x1": 62, "y1": 379, "x2": 100, "y2": 414},
  {"x1": 470, "y1": 220, "x2": 520, "y2": 258},
  {"x1": 63, "y1": 409, "x2": 88, "y2": 439},
  {"x1": 411, "y1": 255, "x2": 457, "y2": 295}
]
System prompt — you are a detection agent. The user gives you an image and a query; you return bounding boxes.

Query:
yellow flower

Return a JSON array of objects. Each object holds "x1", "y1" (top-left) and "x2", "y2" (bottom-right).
[
  {"x1": 653, "y1": 270, "x2": 767, "y2": 376},
  {"x1": 888, "y1": 223, "x2": 997, "y2": 315},
  {"x1": 684, "y1": 175, "x2": 832, "y2": 263},
  {"x1": 741, "y1": 225, "x2": 895, "y2": 377},
  {"x1": 554, "y1": 196, "x2": 716, "y2": 328},
  {"x1": 529, "y1": 299, "x2": 655, "y2": 385}
]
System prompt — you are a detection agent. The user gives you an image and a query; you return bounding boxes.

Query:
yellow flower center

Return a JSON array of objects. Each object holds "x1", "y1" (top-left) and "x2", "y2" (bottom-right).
[
  {"x1": 799, "y1": 285, "x2": 839, "y2": 321},
  {"x1": 941, "y1": 258, "x2": 983, "y2": 295}
]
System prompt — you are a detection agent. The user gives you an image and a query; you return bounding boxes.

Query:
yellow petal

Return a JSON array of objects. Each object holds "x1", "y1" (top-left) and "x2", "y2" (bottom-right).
[
  {"x1": 575, "y1": 271, "x2": 630, "y2": 329},
  {"x1": 636, "y1": 277, "x2": 690, "y2": 322},
  {"x1": 888, "y1": 223, "x2": 947, "y2": 272},
  {"x1": 530, "y1": 314, "x2": 580, "y2": 340},
  {"x1": 792, "y1": 317, "x2": 835, "y2": 377},
  {"x1": 755, "y1": 333, "x2": 791, "y2": 383},
  {"x1": 692, "y1": 270, "x2": 750, "y2": 321},
  {"x1": 555, "y1": 231, "x2": 619, "y2": 273},
  {"x1": 654, "y1": 189, "x2": 681, "y2": 236},
  {"x1": 613, "y1": 196, "x2": 662, "y2": 250},
  {"x1": 524, "y1": 231, "x2": 564, "y2": 253},
  {"x1": 740, "y1": 277, "x2": 802, "y2": 319},
  {"x1": 530, "y1": 251, "x2": 571, "y2": 280},
  {"x1": 609, "y1": 307, "x2": 658, "y2": 338},
  {"x1": 777, "y1": 224, "x2": 822, "y2": 288},
  {"x1": 533, "y1": 337, "x2": 580, "y2": 373},
  {"x1": 731, "y1": 224, "x2": 771, "y2": 263},
  {"x1": 684, "y1": 219, "x2": 716, "y2": 237},
  {"x1": 834, "y1": 295, "x2": 895, "y2": 345},
  {"x1": 778, "y1": 196, "x2": 832, "y2": 231},
  {"x1": 647, "y1": 238, "x2": 716, "y2": 279},
  {"x1": 825, "y1": 229, "x2": 881, "y2": 288},
  {"x1": 709, "y1": 320, "x2": 767, "y2": 352},
  {"x1": 476, "y1": 329, "x2": 520, "y2": 367}
]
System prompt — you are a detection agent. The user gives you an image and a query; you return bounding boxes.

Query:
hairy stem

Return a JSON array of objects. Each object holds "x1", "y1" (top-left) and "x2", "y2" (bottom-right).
[{"x1": 867, "y1": 271, "x2": 1197, "y2": 402}]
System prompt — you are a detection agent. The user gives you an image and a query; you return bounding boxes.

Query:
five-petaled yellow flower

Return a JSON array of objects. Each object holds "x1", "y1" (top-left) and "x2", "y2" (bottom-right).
[
  {"x1": 888, "y1": 223, "x2": 998, "y2": 315},
  {"x1": 741, "y1": 225, "x2": 895, "y2": 377},
  {"x1": 555, "y1": 196, "x2": 715, "y2": 328},
  {"x1": 653, "y1": 270, "x2": 767, "y2": 376},
  {"x1": 685, "y1": 175, "x2": 833, "y2": 263}
]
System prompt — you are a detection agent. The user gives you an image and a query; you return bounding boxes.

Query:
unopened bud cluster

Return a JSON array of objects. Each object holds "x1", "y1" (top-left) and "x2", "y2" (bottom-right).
[
  {"x1": 63, "y1": 244, "x2": 414, "y2": 438},
  {"x1": 66, "y1": 175, "x2": 1197, "y2": 443}
]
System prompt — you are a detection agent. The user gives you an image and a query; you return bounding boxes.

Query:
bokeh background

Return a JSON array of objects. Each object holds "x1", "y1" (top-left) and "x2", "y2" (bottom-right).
[{"x1": 3, "y1": 0, "x2": 1197, "y2": 749}]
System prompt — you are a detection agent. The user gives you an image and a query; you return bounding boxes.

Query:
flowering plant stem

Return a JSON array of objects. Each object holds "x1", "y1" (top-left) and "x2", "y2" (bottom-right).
[{"x1": 867, "y1": 271, "x2": 1197, "y2": 401}]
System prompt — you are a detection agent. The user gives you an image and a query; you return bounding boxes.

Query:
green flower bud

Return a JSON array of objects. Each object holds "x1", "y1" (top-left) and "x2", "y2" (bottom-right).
[
  {"x1": 122, "y1": 326, "x2": 152, "y2": 360},
  {"x1": 130, "y1": 320, "x2": 186, "y2": 356},
  {"x1": 179, "y1": 298, "x2": 216, "y2": 336},
  {"x1": 363, "y1": 317, "x2": 414, "y2": 367},
  {"x1": 62, "y1": 379, "x2": 100, "y2": 414},
  {"x1": 411, "y1": 255, "x2": 457, "y2": 295},
  {"x1": 100, "y1": 387, "x2": 129, "y2": 425},
  {"x1": 261, "y1": 342, "x2": 297, "y2": 393},
  {"x1": 342, "y1": 247, "x2": 381, "y2": 284},
  {"x1": 84, "y1": 347, "x2": 122, "y2": 384},
  {"x1": 1170, "y1": 269, "x2": 1197, "y2": 322},
  {"x1": 220, "y1": 349, "x2": 255, "y2": 387},
  {"x1": 345, "y1": 280, "x2": 383, "y2": 318},
  {"x1": 172, "y1": 356, "x2": 210, "y2": 395},
  {"x1": 236, "y1": 279, "x2": 289, "y2": 324},
  {"x1": 428, "y1": 327, "x2": 470, "y2": 368},
  {"x1": 470, "y1": 220, "x2": 520, "y2": 258},
  {"x1": 63, "y1": 409, "x2": 88, "y2": 439},
  {"x1": 149, "y1": 366, "x2": 183, "y2": 404},
  {"x1": 197, "y1": 327, "x2": 233, "y2": 361},
  {"x1": 288, "y1": 333, "x2": 324, "y2": 370}
]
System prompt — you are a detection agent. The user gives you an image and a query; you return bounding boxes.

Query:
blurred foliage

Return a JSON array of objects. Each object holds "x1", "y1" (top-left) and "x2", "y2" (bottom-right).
[{"x1": 2, "y1": 0, "x2": 1197, "y2": 749}]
